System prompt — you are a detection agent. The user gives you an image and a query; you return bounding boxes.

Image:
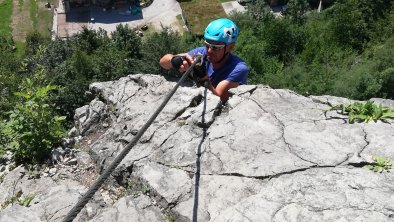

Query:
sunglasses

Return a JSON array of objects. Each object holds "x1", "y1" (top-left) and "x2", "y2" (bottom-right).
[{"x1": 204, "y1": 40, "x2": 226, "y2": 51}]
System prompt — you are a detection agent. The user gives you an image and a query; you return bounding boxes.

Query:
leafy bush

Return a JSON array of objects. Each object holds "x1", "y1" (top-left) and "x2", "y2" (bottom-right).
[
  {"x1": 0, "y1": 79, "x2": 66, "y2": 163},
  {"x1": 368, "y1": 156, "x2": 392, "y2": 173},
  {"x1": 25, "y1": 31, "x2": 49, "y2": 56},
  {"x1": 326, "y1": 100, "x2": 394, "y2": 123}
]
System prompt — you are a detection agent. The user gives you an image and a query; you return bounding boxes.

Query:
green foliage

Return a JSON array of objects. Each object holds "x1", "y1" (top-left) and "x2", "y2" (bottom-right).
[
  {"x1": 262, "y1": 18, "x2": 305, "y2": 64},
  {"x1": 0, "y1": 69, "x2": 18, "y2": 120},
  {"x1": 0, "y1": 37, "x2": 22, "y2": 120},
  {"x1": 142, "y1": 183, "x2": 150, "y2": 194},
  {"x1": 285, "y1": 0, "x2": 310, "y2": 24},
  {"x1": 91, "y1": 47, "x2": 130, "y2": 81},
  {"x1": 326, "y1": 101, "x2": 394, "y2": 123},
  {"x1": 368, "y1": 156, "x2": 392, "y2": 173},
  {"x1": 71, "y1": 49, "x2": 94, "y2": 80},
  {"x1": 138, "y1": 27, "x2": 186, "y2": 76},
  {"x1": 40, "y1": 38, "x2": 73, "y2": 72},
  {"x1": 332, "y1": 36, "x2": 394, "y2": 100},
  {"x1": 1, "y1": 190, "x2": 36, "y2": 209},
  {"x1": 1, "y1": 79, "x2": 66, "y2": 163},
  {"x1": 379, "y1": 68, "x2": 394, "y2": 99},
  {"x1": 326, "y1": 0, "x2": 368, "y2": 51},
  {"x1": 29, "y1": 0, "x2": 38, "y2": 30},
  {"x1": 0, "y1": 36, "x2": 15, "y2": 52},
  {"x1": 111, "y1": 24, "x2": 141, "y2": 58},
  {"x1": 0, "y1": 0, "x2": 13, "y2": 37},
  {"x1": 25, "y1": 31, "x2": 49, "y2": 56},
  {"x1": 72, "y1": 27, "x2": 109, "y2": 54},
  {"x1": 19, "y1": 193, "x2": 35, "y2": 207},
  {"x1": 39, "y1": 56, "x2": 90, "y2": 125}
]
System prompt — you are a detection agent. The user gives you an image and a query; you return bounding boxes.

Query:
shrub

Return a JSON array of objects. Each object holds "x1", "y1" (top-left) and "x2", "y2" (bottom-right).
[
  {"x1": 0, "y1": 79, "x2": 66, "y2": 163},
  {"x1": 326, "y1": 100, "x2": 394, "y2": 123}
]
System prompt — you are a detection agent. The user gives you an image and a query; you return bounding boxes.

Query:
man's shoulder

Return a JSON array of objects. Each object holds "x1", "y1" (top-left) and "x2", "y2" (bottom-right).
[
  {"x1": 229, "y1": 54, "x2": 248, "y2": 70},
  {"x1": 188, "y1": 47, "x2": 206, "y2": 55}
]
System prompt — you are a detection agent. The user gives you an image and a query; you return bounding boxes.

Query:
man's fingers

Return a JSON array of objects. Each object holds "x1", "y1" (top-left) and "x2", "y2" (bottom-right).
[
  {"x1": 185, "y1": 54, "x2": 194, "y2": 64},
  {"x1": 180, "y1": 61, "x2": 189, "y2": 72}
]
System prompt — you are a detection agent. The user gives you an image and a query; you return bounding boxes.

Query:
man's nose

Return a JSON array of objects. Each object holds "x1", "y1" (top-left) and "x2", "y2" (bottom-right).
[{"x1": 207, "y1": 47, "x2": 215, "y2": 53}]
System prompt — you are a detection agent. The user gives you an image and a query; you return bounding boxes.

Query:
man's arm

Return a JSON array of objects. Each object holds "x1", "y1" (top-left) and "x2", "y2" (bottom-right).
[
  {"x1": 159, "y1": 53, "x2": 193, "y2": 73},
  {"x1": 207, "y1": 80, "x2": 239, "y2": 103}
]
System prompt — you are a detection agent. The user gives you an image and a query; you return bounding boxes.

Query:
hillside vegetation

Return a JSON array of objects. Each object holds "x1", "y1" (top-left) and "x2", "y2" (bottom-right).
[{"x1": 0, "y1": 0, "x2": 393, "y2": 163}]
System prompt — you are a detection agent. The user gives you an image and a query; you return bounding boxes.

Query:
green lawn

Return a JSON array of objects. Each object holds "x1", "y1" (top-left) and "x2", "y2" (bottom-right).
[
  {"x1": 178, "y1": 0, "x2": 227, "y2": 34},
  {"x1": 37, "y1": 0, "x2": 54, "y2": 38},
  {"x1": 0, "y1": 0, "x2": 13, "y2": 37},
  {"x1": 1, "y1": 0, "x2": 53, "y2": 41}
]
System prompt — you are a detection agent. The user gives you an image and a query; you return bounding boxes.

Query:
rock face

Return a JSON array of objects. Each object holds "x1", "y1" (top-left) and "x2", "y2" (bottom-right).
[{"x1": 1, "y1": 74, "x2": 394, "y2": 222}]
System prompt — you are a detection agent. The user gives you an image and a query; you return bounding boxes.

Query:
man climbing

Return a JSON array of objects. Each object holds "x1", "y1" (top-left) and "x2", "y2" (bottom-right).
[{"x1": 159, "y1": 18, "x2": 248, "y2": 103}]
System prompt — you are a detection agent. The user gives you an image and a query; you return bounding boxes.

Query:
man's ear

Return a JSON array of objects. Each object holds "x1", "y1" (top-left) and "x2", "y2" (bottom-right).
[{"x1": 226, "y1": 43, "x2": 235, "y2": 52}]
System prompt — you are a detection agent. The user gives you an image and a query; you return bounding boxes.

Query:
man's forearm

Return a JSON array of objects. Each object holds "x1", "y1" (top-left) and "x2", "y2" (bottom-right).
[{"x1": 159, "y1": 54, "x2": 174, "y2": 70}]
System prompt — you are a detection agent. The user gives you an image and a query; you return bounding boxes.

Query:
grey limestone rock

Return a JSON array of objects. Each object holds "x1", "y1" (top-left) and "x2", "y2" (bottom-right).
[{"x1": 1, "y1": 74, "x2": 394, "y2": 222}]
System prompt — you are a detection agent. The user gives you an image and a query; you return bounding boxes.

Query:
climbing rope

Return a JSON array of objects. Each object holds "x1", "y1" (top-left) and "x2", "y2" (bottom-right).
[{"x1": 62, "y1": 55, "x2": 204, "y2": 222}]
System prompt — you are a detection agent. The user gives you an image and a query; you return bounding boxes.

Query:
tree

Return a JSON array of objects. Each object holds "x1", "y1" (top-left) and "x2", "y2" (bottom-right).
[
  {"x1": 285, "y1": 0, "x2": 310, "y2": 25},
  {"x1": 138, "y1": 27, "x2": 186, "y2": 75},
  {"x1": 40, "y1": 37, "x2": 73, "y2": 72},
  {"x1": 72, "y1": 27, "x2": 109, "y2": 54},
  {"x1": 111, "y1": 24, "x2": 141, "y2": 58},
  {"x1": 25, "y1": 31, "x2": 49, "y2": 56}
]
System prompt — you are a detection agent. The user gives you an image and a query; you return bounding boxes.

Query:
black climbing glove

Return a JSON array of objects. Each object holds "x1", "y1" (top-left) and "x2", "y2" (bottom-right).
[{"x1": 171, "y1": 55, "x2": 186, "y2": 70}]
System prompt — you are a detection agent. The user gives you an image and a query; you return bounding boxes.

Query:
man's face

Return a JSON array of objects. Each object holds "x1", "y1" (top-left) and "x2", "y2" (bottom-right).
[{"x1": 204, "y1": 40, "x2": 227, "y2": 63}]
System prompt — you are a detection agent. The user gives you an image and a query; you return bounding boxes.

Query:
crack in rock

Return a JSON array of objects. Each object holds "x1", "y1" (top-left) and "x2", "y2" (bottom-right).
[
  {"x1": 271, "y1": 202, "x2": 295, "y2": 221},
  {"x1": 250, "y1": 97, "x2": 318, "y2": 166},
  {"x1": 170, "y1": 94, "x2": 203, "y2": 122},
  {"x1": 341, "y1": 126, "x2": 371, "y2": 167}
]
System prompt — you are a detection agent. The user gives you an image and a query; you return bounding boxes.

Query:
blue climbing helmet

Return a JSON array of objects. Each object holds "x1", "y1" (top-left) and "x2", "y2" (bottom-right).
[{"x1": 204, "y1": 18, "x2": 239, "y2": 45}]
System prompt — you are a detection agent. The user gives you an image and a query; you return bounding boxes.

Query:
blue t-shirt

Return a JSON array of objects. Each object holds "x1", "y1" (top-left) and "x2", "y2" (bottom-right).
[{"x1": 188, "y1": 47, "x2": 248, "y2": 88}]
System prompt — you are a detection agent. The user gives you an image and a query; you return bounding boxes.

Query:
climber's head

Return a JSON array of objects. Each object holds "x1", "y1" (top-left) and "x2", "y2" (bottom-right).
[
  {"x1": 203, "y1": 18, "x2": 239, "y2": 64},
  {"x1": 204, "y1": 18, "x2": 239, "y2": 45}
]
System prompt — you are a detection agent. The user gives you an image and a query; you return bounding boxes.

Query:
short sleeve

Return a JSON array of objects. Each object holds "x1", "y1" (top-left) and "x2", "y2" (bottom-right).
[{"x1": 226, "y1": 62, "x2": 248, "y2": 85}]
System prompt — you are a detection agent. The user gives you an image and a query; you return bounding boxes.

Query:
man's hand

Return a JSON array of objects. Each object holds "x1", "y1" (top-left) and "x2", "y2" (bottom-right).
[
  {"x1": 176, "y1": 54, "x2": 193, "y2": 73},
  {"x1": 159, "y1": 53, "x2": 194, "y2": 73},
  {"x1": 171, "y1": 56, "x2": 186, "y2": 70}
]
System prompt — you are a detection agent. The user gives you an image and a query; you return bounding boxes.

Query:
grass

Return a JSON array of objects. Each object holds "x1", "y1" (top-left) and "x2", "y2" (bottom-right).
[
  {"x1": 29, "y1": 0, "x2": 37, "y2": 30},
  {"x1": 15, "y1": 41, "x2": 25, "y2": 58},
  {"x1": 37, "y1": 0, "x2": 54, "y2": 38},
  {"x1": 0, "y1": 0, "x2": 13, "y2": 37},
  {"x1": 178, "y1": 0, "x2": 227, "y2": 34},
  {"x1": 12, "y1": 0, "x2": 33, "y2": 42},
  {"x1": 0, "y1": 0, "x2": 54, "y2": 42}
]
